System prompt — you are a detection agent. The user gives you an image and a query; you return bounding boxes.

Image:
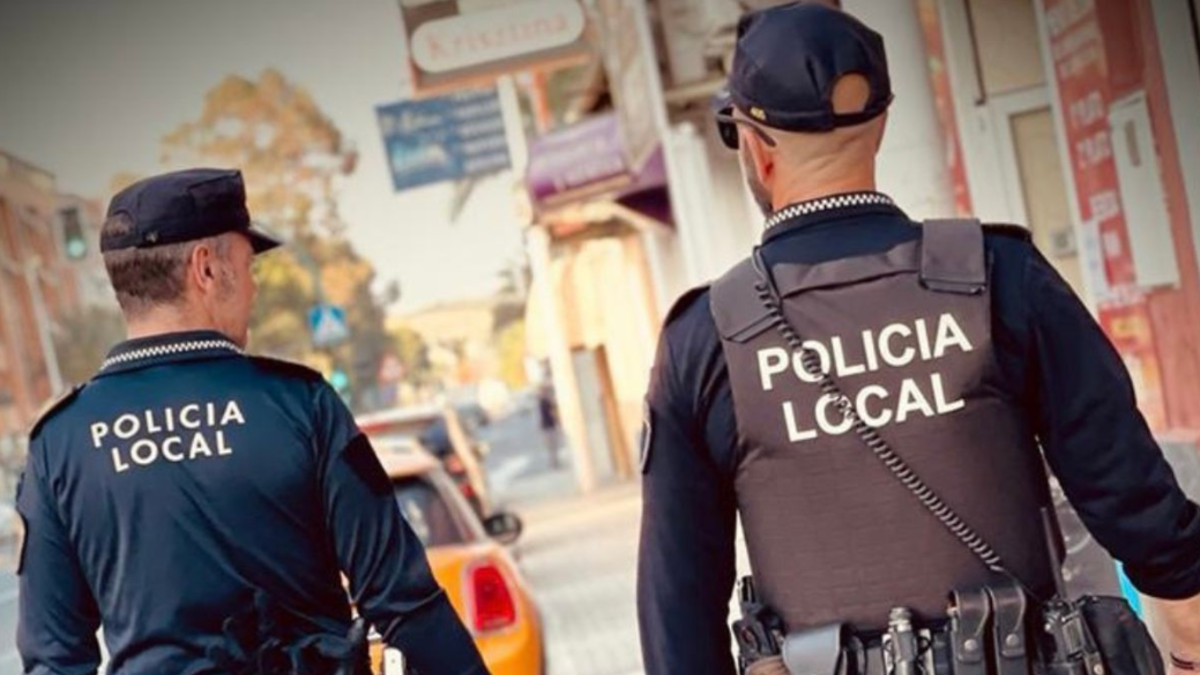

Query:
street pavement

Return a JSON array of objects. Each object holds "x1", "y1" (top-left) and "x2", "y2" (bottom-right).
[
  {"x1": 0, "y1": 571, "x2": 19, "y2": 672},
  {"x1": 478, "y1": 403, "x2": 644, "y2": 675},
  {"x1": 478, "y1": 400, "x2": 579, "y2": 509},
  {"x1": 478, "y1": 401, "x2": 754, "y2": 675},
  {"x1": 515, "y1": 485, "x2": 642, "y2": 675}
]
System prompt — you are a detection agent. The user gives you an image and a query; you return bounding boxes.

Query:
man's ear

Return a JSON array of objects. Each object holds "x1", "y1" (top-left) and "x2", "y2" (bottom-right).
[
  {"x1": 872, "y1": 112, "x2": 888, "y2": 152},
  {"x1": 743, "y1": 129, "x2": 775, "y2": 189},
  {"x1": 189, "y1": 242, "x2": 218, "y2": 293}
]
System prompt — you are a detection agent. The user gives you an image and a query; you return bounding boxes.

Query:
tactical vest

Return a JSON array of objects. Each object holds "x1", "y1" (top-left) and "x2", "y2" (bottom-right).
[{"x1": 710, "y1": 220, "x2": 1055, "y2": 631}]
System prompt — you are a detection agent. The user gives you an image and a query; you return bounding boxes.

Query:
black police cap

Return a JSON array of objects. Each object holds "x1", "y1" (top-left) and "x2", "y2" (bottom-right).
[
  {"x1": 101, "y1": 168, "x2": 281, "y2": 254},
  {"x1": 715, "y1": 1, "x2": 893, "y2": 147}
]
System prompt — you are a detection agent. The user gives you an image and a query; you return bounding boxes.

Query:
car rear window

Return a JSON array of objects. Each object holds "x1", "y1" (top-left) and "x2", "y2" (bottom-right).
[{"x1": 393, "y1": 477, "x2": 467, "y2": 548}]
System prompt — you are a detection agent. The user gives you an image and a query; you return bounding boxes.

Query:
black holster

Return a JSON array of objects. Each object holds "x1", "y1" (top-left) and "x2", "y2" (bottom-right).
[
  {"x1": 207, "y1": 590, "x2": 371, "y2": 675},
  {"x1": 733, "y1": 576, "x2": 787, "y2": 673},
  {"x1": 1040, "y1": 595, "x2": 1164, "y2": 675}
]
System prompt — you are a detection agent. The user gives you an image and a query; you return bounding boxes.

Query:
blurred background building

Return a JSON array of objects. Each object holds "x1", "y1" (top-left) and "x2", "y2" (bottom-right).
[{"x1": 0, "y1": 151, "x2": 89, "y2": 495}]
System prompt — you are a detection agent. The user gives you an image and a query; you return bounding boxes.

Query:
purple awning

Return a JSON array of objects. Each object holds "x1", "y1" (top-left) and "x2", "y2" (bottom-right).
[{"x1": 526, "y1": 113, "x2": 670, "y2": 225}]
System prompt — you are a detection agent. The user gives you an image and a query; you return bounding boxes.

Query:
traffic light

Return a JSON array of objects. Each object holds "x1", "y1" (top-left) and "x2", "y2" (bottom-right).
[
  {"x1": 329, "y1": 368, "x2": 350, "y2": 395},
  {"x1": 60, "y1": 207, "x2": 87, "y2": 260}
]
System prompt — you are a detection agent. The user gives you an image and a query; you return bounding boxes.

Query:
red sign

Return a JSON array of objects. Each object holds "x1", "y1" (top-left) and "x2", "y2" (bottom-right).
[
  {"x1": 916, "y1": 0, "x2": 972, "y2": 217},
  {"x1": 1044, "y1": 0, "x2": 1135, "y2": 288}
]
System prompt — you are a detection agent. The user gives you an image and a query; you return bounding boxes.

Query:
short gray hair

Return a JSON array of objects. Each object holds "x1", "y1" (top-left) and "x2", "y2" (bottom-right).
[{"x1": 101, "y1": 214, "x2": 228, "y2": 317}]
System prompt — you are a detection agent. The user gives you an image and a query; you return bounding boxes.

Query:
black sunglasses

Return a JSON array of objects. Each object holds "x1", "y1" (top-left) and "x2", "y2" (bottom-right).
[{"x1": 713, "y1": 105, "x2": 777, "y2": 151}]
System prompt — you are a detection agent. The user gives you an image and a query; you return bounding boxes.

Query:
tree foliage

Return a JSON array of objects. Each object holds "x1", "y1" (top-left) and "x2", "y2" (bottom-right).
[
  {"x1": 391, "y1": 326, "x2": 433, "y2": 387},
  {"x1": 54, "y1": 305, "x2": 126, "y2": 387},
  {"x1": 162, "y1": 68, "x2": 356, "y2": 237},
  {"x1": 161, "y1": 68, "x2": 392, "y2": 411}
]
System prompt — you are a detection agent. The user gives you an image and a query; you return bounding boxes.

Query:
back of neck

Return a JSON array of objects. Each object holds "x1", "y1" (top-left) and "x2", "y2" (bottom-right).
[
  {"x1": 124, "y1": 306, "x2": 221, "y2": 342},
  {"x1": 773, "y1": 176, "x2": 878, "y2": 211}
]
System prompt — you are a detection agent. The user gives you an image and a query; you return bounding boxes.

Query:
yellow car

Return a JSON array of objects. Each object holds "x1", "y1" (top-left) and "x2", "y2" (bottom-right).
[{"x1": 369, "y1": 438, "x2": 543, "y2": 675}]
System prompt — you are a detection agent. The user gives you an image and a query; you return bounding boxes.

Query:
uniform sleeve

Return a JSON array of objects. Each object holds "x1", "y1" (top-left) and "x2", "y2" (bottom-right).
[
  {"x1": 1026, "y1": 250, "x2": 1200, "y2": 598},
  {"x1": 638, "y1": 321, "x2": 739, "y2": 675},
  {"x1": 314, "y1": 384, "x2": 488, "y2": 675},
  {"x1": 16, "y1": 435, "x2": 102, "y2": 675}
]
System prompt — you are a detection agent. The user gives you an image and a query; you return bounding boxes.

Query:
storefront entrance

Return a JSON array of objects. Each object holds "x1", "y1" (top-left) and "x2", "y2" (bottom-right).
[{"x1": 935, "y1": 0, "x2": 1085, "y2": 295}]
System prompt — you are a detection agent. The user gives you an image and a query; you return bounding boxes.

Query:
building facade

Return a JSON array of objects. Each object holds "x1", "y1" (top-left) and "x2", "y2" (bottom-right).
[
  {"x1": 0, "y1": 152, "x2": 80, "y2": 436},
  {"x1": 0, "y1": 151, "x2": 84, "y2": 500}
]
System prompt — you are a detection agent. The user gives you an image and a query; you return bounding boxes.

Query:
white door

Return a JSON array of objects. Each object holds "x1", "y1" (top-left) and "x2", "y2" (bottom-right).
[{"x1": 937, "y1": 0, "x2": 1084, "y2": 294}]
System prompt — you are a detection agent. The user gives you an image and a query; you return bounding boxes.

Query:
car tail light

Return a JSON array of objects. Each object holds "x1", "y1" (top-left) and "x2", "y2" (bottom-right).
[
  {"x1": 467, "y1": 561, "x2": 517, "y2": 633},
  {"x1": 459, "y1": 481, "x2": 476, "y2": 500}
]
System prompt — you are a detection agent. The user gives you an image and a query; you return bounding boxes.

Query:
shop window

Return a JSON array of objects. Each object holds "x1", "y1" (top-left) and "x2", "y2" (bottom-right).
[{"x1": 965, "y1": 0, "x2": 1046, "y2": 97}]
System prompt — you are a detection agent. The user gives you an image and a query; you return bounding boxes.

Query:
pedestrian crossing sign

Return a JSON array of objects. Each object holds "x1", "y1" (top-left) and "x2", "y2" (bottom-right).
[{"x1": 309, "y1": 304, "x2": 349, "y2": 348}]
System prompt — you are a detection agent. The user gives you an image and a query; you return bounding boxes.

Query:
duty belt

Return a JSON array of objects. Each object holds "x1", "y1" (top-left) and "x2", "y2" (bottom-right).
[
  {"x1": 769, "y1": 622, "x2": 959, "y2": 675},
  {"x1": 734, "y1": 576, "x2": 1036, "y2": 675}
]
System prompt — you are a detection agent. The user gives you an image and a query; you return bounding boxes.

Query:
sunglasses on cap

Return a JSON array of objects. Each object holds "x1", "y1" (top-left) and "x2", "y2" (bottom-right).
[{"x1": 713, "y1": 103, "x2": 778, "y2": 151}]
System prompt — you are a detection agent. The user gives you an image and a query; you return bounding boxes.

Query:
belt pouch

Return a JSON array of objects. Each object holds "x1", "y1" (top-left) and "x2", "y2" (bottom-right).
[
  {"x1": 988, "y1": 581, "x2": 1031, "y2": 675},
  {"x1": 950, "y1": 588, "x2": 991, "y2": 675}
]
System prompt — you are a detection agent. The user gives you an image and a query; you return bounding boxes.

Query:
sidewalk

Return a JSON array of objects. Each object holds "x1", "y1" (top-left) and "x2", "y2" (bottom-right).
[{"x1": 514, "y1": 483, "x2": 644, "y2": 675}]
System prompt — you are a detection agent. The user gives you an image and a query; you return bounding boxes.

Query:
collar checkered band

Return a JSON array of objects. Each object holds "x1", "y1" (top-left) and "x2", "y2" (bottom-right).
[
  {"x1": 764, "y1": 192, "x2": 895, "y2": 231},
  {"x1": 101, "y1": 339, "x2": 243, "y2": 371}
]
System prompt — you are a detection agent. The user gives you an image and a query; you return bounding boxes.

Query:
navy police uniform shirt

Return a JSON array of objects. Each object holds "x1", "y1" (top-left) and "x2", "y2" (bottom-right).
[
  {"x1": 17, "y1": 330, "x2": 488, "y2": 675},
  {"x1": 637, "y1": 195, "x2": 1200, "y2": 675}
]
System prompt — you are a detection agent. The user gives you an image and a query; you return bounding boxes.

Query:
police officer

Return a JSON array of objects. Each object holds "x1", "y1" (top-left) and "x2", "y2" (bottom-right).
[
  {"x1": 637, "y1": 3, "x2": 1200, "y2": 674},
  {"x1": 17, "y1": 169, "x2": 490, "y2": 675}
]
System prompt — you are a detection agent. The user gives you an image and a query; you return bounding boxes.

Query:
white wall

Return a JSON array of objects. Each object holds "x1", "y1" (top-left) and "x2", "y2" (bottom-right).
[
  {"x1": 841, "y1": 0, "x2": 957, "y2": 220},
  {"x1": 1151, "y1": 0, "x2": 1200, "y2": 286},
  {"x1": 666, "y1": 121, "x2": 762, "y2": 286}
]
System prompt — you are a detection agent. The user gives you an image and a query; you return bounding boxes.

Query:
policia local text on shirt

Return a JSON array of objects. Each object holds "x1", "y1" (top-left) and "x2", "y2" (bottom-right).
[
  {"x1": 637, "y1": 4, "x2": 1200, "y2": 675},
  {"x1": 16, "y1": 169, "x2": 490, "y2": 675}
]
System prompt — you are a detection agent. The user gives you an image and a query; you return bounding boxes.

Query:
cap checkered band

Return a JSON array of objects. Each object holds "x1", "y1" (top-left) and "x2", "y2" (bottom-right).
[
  {"x1": 101, "y1": 339, "x2": 243, "y2": 371},
  {"x1": 764, "y1": 192, "x2": 895, "y2": 231}
]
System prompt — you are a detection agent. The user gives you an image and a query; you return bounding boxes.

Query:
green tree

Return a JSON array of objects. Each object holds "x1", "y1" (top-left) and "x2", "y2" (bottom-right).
[
  {"x1": 54, "y1": 305, "x2": 126, "y2": 386},
  {"x1": 391, "y1": 326, "x2": 433, "y2": 387},
  {"x1": 161, "y1": 69, "x2": 391, "y2": 411},
  {"x1": 161, "y1": 68, "x2": 356, "y2": 237}
]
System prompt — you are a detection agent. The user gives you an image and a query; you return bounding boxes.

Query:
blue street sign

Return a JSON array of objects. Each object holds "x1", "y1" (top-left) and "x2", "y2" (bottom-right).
[
  {"x1": 308, "y1": 304, "x2": 349, "y2": 348},
  {"x1": 376, "y1": 88, "x2": 512, "y2": 192}
]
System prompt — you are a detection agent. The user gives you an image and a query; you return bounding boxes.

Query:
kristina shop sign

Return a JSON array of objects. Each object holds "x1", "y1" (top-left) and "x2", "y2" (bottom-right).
[{"x1": 401, "y1": 0, "x2": 590, "y2": 92}]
